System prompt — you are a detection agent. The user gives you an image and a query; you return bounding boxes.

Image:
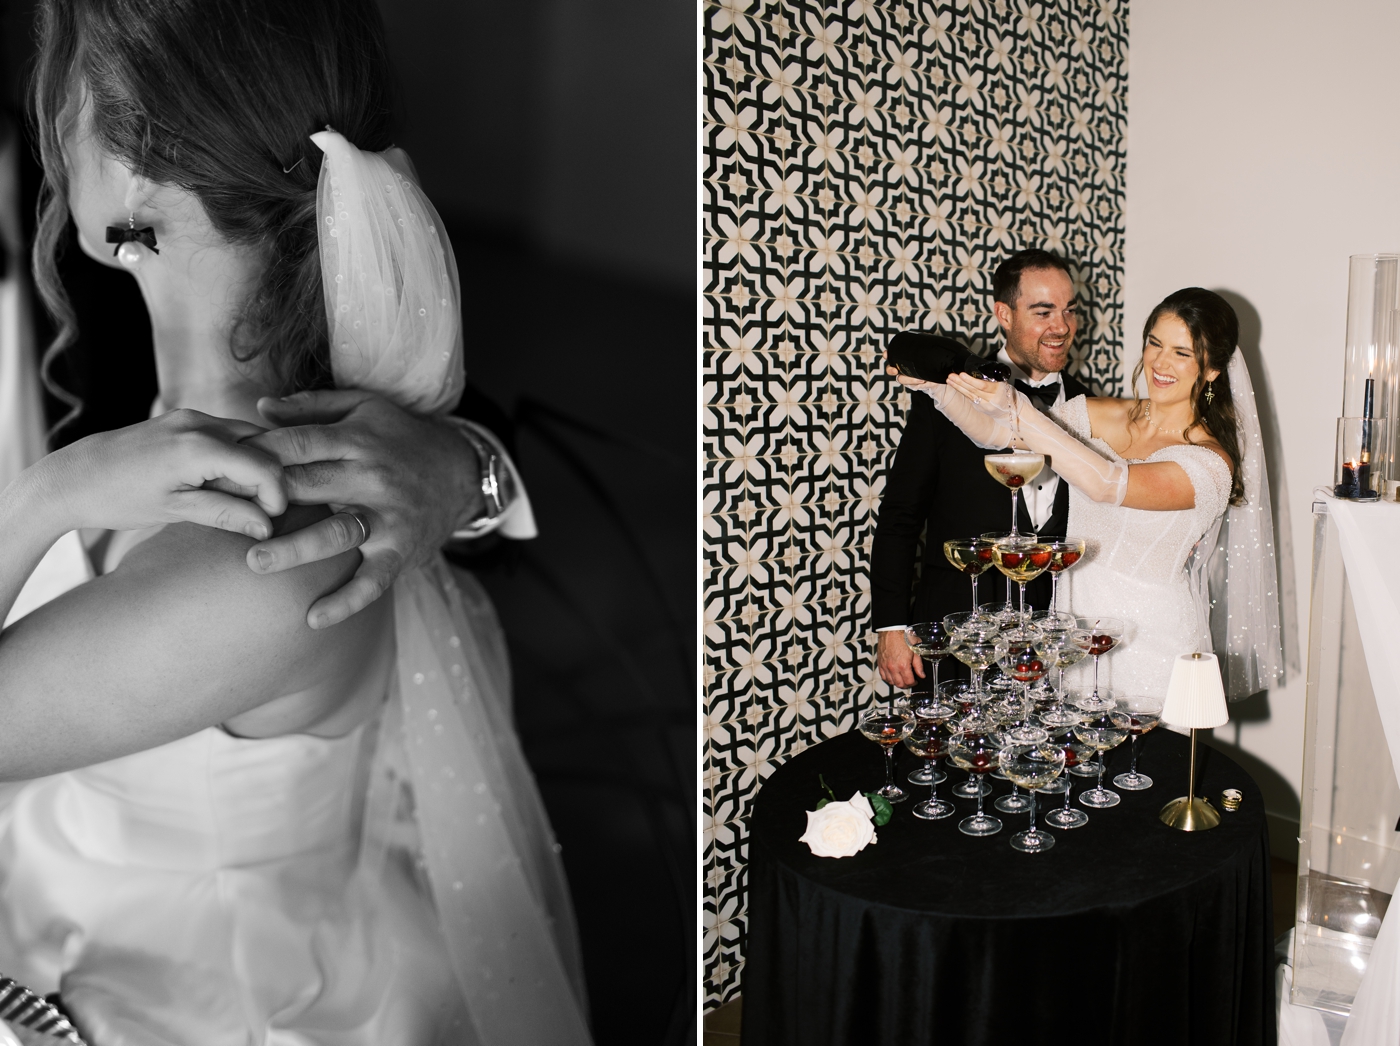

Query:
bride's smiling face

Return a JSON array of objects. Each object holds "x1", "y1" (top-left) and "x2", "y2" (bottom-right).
[{"x1": 1141, "y1": 312, "x2": 1219, "y2": 408}]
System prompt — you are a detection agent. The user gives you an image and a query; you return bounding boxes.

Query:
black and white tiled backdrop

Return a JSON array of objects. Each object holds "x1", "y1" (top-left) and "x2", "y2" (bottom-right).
[{"x1": 702, "y1": 0, "x2": 1129, "y2": 1007}]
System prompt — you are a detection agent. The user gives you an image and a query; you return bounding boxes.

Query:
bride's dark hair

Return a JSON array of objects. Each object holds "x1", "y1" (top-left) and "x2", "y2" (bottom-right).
[
  {"x1": 30, "y1": 0, "x2": 395, "y2": 423},
  {"x1": 1128, "y1": 287, "x2": 1245, "y2": 506}
]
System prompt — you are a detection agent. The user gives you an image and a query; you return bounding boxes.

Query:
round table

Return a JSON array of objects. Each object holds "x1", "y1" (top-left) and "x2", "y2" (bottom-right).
[{"x1": 741, "y1": 728, "x2": 1277, "y2": 1046}]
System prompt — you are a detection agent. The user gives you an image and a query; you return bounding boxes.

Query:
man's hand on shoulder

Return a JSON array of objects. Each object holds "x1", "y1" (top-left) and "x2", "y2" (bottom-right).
[
  {"x1": 876, "y1": 630, "x2": 923, "y2": 689},
  {"x1": 241, "y1": 390, "x2": 483, "y2": 629}
]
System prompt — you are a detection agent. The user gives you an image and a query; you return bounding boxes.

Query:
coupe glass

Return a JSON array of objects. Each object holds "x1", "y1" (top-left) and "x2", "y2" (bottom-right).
[
  {"x1": 904, "y1": 720, "x2": 955, "y2": 820},
  {"x1": 942, "y1": 538, "x2": 996, "y2": 617},
  {"x1": 858, "y1": 704, "x2": 916, "y2": 803},
  {"x1": 1001, "y1": 743, "x2": 1066, "y2": 852},
  {"x1": 1036, "y1": 630, "x2": 1086, "y2": 728},
  {"x1": 1044, "y1": 736, "x2": 1095, "y2": 829},
  {"x1": 947, "y1": 728, "x2": 1003, "y2": 836},
  {"x1": 1040, "y1": 537, "x2": 1086, "y2": 614},
  {"x1": 905, "y1": 620, "x2": 952, "y2": 692},
  {"x1": 948, "y1": 626, "x2": 999, "y2": 695},
  {"x1": 1113, "y1": 695, "x2": 1164, "y2": 790},
  {"x1": 991, "y1": 536, "x2": 1053, "y2": 624},
  {"x1": 983, "y1": 451, "x2": 1045, "y2": 538},
  {"x1": 939, "y1": 678, "x2": 982, "y2": 717},
  {"x1": 950, "y1": 713, "x2": 997, "y2": 800},
  {"x1": 906, "y1": 691, "x2": 955, "y2": 786},
  {"x1": 1073, "y1": 709, "x2": 1131, "y2": 808},
  {"x1": 994, "y1": 635, "x2": 1049, "y2": 742},
  {"x1": 1070, "y1": 618, "x2": 1123, "y2": 706}
]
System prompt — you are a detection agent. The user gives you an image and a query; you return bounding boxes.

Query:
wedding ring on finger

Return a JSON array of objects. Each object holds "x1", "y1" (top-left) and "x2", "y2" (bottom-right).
[{"x1": 342, "y1": 510, "x2": 371, "y2": 547}]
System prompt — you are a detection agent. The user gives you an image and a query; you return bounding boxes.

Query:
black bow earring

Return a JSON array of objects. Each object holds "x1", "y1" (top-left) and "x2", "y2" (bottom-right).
[{"x1": 105, "y1": 213, "x2": 159, "y2": 269}]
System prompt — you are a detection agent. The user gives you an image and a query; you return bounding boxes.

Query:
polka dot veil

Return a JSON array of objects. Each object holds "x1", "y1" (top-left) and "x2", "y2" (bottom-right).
[{"x1": 310, "y1": 129, "x2": 465, "y2": 417}]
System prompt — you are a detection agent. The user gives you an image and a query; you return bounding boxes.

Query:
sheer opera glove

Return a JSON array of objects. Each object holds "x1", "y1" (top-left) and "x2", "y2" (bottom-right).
[
  {"x1": 935, "y1": 377, "x2": 1130, "y2": 506},
  {"x1": 910, "y1": 381, "x2": 1014, "y2": 450}
]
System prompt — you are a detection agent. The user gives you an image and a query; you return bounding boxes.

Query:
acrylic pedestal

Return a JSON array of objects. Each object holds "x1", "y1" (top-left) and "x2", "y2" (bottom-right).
[{"x1": 1291, "y1": 496, "x2": 1400, "y2": 1016}]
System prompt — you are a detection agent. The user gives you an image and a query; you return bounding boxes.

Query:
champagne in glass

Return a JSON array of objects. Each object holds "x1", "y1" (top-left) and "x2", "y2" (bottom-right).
[
  {"x1": 1044, "y1": 737, "x2": 1095, "y2": 829},
  {"x1": 904, "y1": 718, "x2": 955, "y2": 820},
  {"x1": 1073, "y1": 710, "x2": 1131, "y2": 808},
  {"x1": 943, "y1": 538, "x2": 995, "y2": 617},
  {"x1": 858, "y1": 705, "x2": 916, "y2": 803},
  {"x1": 1113, "y1": 695, "x2": 1164, "y2": 791},
  {"x1": 1070, "y1": 618, "x2": 1123, "y2": 705},
  {"x1": 949, "y1": 713, "x2": 997, "y2": 799},
  {"x1": 983, "y1": 452, "x2": 1045, "y2": 537},
  {"x1": 947, "y1": 728, "x2": 1003, "y2": 836},
  {"x1": 1001, "y1": 743, "x2": 1066, "y2": 852},
  {"x1": 991, "y1": 538, "x2": 1052, "y2": 623},
  {"x1": 949, "y1": 630, "x2": 999, "y2": 695},
  {"x1": 1041, "y1": 538, "x2": 1086, "y2": 614},
  {"x1": 906, "y1": 690, "x2": 953, "y2": 786}
]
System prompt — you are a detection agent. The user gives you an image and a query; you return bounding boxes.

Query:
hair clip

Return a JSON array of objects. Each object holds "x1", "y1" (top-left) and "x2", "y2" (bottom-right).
[{"x1": 282, "y1": 156, "x2": 304, "y2": 174}]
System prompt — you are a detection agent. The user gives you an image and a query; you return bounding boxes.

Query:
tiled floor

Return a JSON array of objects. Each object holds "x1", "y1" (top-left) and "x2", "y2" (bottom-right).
[
  {"x1": 705, "y1": 864, "x2": 1296, "y2": 1045},
  {"x1": 702, "y1": 998, "x2": 741, "y2": 1046}
]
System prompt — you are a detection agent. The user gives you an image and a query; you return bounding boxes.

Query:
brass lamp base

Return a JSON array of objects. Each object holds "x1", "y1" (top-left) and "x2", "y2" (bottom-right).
[{"x1": 1158, "y1": 796, "x2": 1220, "y2": 832}]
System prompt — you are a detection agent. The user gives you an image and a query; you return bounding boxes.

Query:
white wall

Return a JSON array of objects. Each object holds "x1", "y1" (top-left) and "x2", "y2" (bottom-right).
[{"x1": 1125, "y1": 0, "x2": 1400, "y2": 853}]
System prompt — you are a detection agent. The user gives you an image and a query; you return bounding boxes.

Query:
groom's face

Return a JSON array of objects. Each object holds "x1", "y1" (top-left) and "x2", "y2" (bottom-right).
[{"x1": 994, "y1": 268, "x2": 1079, "y2": 380}]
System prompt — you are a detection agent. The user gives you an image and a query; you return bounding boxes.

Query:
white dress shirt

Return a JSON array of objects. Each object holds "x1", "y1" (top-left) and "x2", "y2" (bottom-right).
[{"x1": 996, "y1": 348, "x2": 1063, "y2": 531}]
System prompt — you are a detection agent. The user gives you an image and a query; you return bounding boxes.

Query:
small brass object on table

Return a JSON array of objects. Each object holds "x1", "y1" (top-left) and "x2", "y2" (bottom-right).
[{"x1": 1220, "y1": 788, "x2": 1242, "y2": 812}]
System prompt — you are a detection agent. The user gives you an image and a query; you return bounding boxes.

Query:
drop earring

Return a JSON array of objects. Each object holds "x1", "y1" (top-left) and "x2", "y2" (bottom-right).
[
  {"x1": 105, "y1": 213, "x2": 159, "y2": 269},
  {"x1": 1204, "y1": 380, "x2": 1215, "y2": 406}
]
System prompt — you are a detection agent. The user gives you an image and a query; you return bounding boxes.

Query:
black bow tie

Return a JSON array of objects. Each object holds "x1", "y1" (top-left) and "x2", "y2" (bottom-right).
[{"x1": 1014, "y1": 378, "x2": 1060, "y2": 411}]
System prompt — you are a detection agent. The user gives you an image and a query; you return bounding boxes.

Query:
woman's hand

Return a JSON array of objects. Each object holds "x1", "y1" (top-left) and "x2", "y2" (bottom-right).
[
  {"x1": 35, "y1": 409, "x2": 287, "y2": 539},
  {"x1": 946, "y1": 372, "x2": 1016, "y2": 420}
]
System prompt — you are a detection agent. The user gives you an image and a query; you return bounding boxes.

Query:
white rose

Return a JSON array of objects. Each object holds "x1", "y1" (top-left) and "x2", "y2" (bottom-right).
[{"x1": 799, "y1": 791, "x2": 879, "y2": 858}]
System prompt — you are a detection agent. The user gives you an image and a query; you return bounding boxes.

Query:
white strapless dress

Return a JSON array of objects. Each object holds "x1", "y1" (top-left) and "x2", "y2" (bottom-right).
[
  {"x1": 0, "y1": 724, "x2": 468, "y2": 1046},
  {"x1": 0, "y1": 529, "x2": 590, "y2": 1046},
  {"x1": 1052, "y1": 396, "x2": 1232, "y2": 699}
]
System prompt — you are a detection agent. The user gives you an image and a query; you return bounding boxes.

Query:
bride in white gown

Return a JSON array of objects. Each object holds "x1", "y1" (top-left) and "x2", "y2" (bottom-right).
[
  {"x1": 0, "y1": 1, "x2": 590, "y2": 1044},
  {"x1": 907, "y1": 287, "x2": 1281, "y2": 701}
]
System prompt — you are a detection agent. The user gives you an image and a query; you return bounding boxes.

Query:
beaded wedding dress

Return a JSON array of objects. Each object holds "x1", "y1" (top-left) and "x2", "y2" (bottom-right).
[
  {"x1": 0, "y1": 133, "x2": 592, "y2": 1045},
  {"x1": 1052, "y1": 395, "x2": 1232, "y2": 698}
]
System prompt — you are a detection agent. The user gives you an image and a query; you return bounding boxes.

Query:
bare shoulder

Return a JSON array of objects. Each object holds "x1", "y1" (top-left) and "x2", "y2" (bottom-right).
[
  {"x1": 1083, "y1": 396, "x2": 1134, "y2": 436},
  {"x1": 1188, "y1": 435, "x2": 1234, "y2": 473},
  {"x1": 117, "y1": 504, "x2": 357, "y2": 614}
]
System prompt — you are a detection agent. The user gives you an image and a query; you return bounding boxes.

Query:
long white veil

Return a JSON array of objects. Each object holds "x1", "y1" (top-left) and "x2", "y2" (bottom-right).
[
  {"x1": 312, "y1": 130, "x2": 592, "y2": 1046},
  {"x1": 1186, "y1": 349, "x2": 1283, "y2": 699}
]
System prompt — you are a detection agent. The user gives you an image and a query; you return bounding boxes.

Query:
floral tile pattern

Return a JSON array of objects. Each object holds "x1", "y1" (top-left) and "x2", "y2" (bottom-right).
[{"x1": 701, "y1": 0, "x2": 1128, "y2": 1007}]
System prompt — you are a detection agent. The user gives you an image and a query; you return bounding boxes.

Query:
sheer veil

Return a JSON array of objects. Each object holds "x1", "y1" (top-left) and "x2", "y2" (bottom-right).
[
  {"x1": 1186, "y1": 349, "x2": 1283, "y2": 699},
  {"x1": 311, "y1": 130, "x2": 592, "y2": 1046}
]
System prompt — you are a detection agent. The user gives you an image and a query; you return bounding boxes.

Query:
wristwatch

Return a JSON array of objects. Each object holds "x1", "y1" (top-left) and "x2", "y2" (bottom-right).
[{"x1": 443, "y1": 418, "x2": 520, "y2": 540}]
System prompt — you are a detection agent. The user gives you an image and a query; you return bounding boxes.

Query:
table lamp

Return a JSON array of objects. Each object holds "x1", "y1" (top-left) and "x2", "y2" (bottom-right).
[{"x1": 1158, "y1": 652, "x2": 1229, "y2": 831}]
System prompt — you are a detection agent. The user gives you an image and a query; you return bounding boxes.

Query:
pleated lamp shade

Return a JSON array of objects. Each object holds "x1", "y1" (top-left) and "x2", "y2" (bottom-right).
[{"x1": 1161, "y1": 652, "x2": 1229, "y2": 729}]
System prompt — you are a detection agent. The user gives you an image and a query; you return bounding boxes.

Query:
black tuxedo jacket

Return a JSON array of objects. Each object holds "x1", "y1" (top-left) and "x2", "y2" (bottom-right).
[{"x1": 870, "y1": 365, "x2": 1091, "y2": 631}]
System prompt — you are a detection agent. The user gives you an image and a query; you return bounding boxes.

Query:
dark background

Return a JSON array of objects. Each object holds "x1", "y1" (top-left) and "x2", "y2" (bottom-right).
[{"x1": 0, "y1": 1, "x2": 695, "y2": 1042}]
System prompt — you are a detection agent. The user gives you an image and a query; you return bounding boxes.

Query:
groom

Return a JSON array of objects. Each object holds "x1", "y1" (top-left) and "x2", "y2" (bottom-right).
[{"x1": 871, "y1": 248, "x2": 1091, "y2": 689}]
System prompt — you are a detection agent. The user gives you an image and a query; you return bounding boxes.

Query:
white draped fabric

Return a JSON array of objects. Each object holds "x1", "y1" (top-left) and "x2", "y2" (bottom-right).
[{"x1": 1325, "y1": 497, "x2": 1400, "y2": 1046}]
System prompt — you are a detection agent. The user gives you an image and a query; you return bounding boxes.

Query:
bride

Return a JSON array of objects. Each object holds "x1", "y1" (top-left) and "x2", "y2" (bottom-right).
[
  {"x1": 0, "y1": 1, "x2": 590, "y2": 1043},
  {"x1": 906, "y1": 287, "x2": 1281, "y2": 700}
]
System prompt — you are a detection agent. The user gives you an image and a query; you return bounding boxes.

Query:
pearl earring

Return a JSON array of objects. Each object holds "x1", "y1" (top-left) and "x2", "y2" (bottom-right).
[{"x1": 104, "y1": 213, "x2": 160, "y2": 269}]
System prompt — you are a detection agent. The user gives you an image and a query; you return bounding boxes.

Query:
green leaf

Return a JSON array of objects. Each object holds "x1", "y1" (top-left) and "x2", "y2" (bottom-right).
[
  {"x1": 817, "y1": 773, "x2": 837, "y2": 801},
  {"x1": 815, "y1": 798, "x2": 830, "y2": 809},
  {"x1": 864, "y1": 792, "x2": 894, "y2": 826}
]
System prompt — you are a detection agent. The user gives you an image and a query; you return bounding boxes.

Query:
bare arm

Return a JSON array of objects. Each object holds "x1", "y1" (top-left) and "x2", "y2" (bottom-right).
[
  {"x1": 0, "y1": 509, "x2": 373, "y2": 780},
  {"x1": 0, "y1": 410, "x2": 380, "y2": 779}
]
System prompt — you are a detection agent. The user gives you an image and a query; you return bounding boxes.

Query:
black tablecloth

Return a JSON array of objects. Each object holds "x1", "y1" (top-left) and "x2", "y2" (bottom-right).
[{"x1": 741, "y1": 728, "x2": 1276, "y2": 1046}]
